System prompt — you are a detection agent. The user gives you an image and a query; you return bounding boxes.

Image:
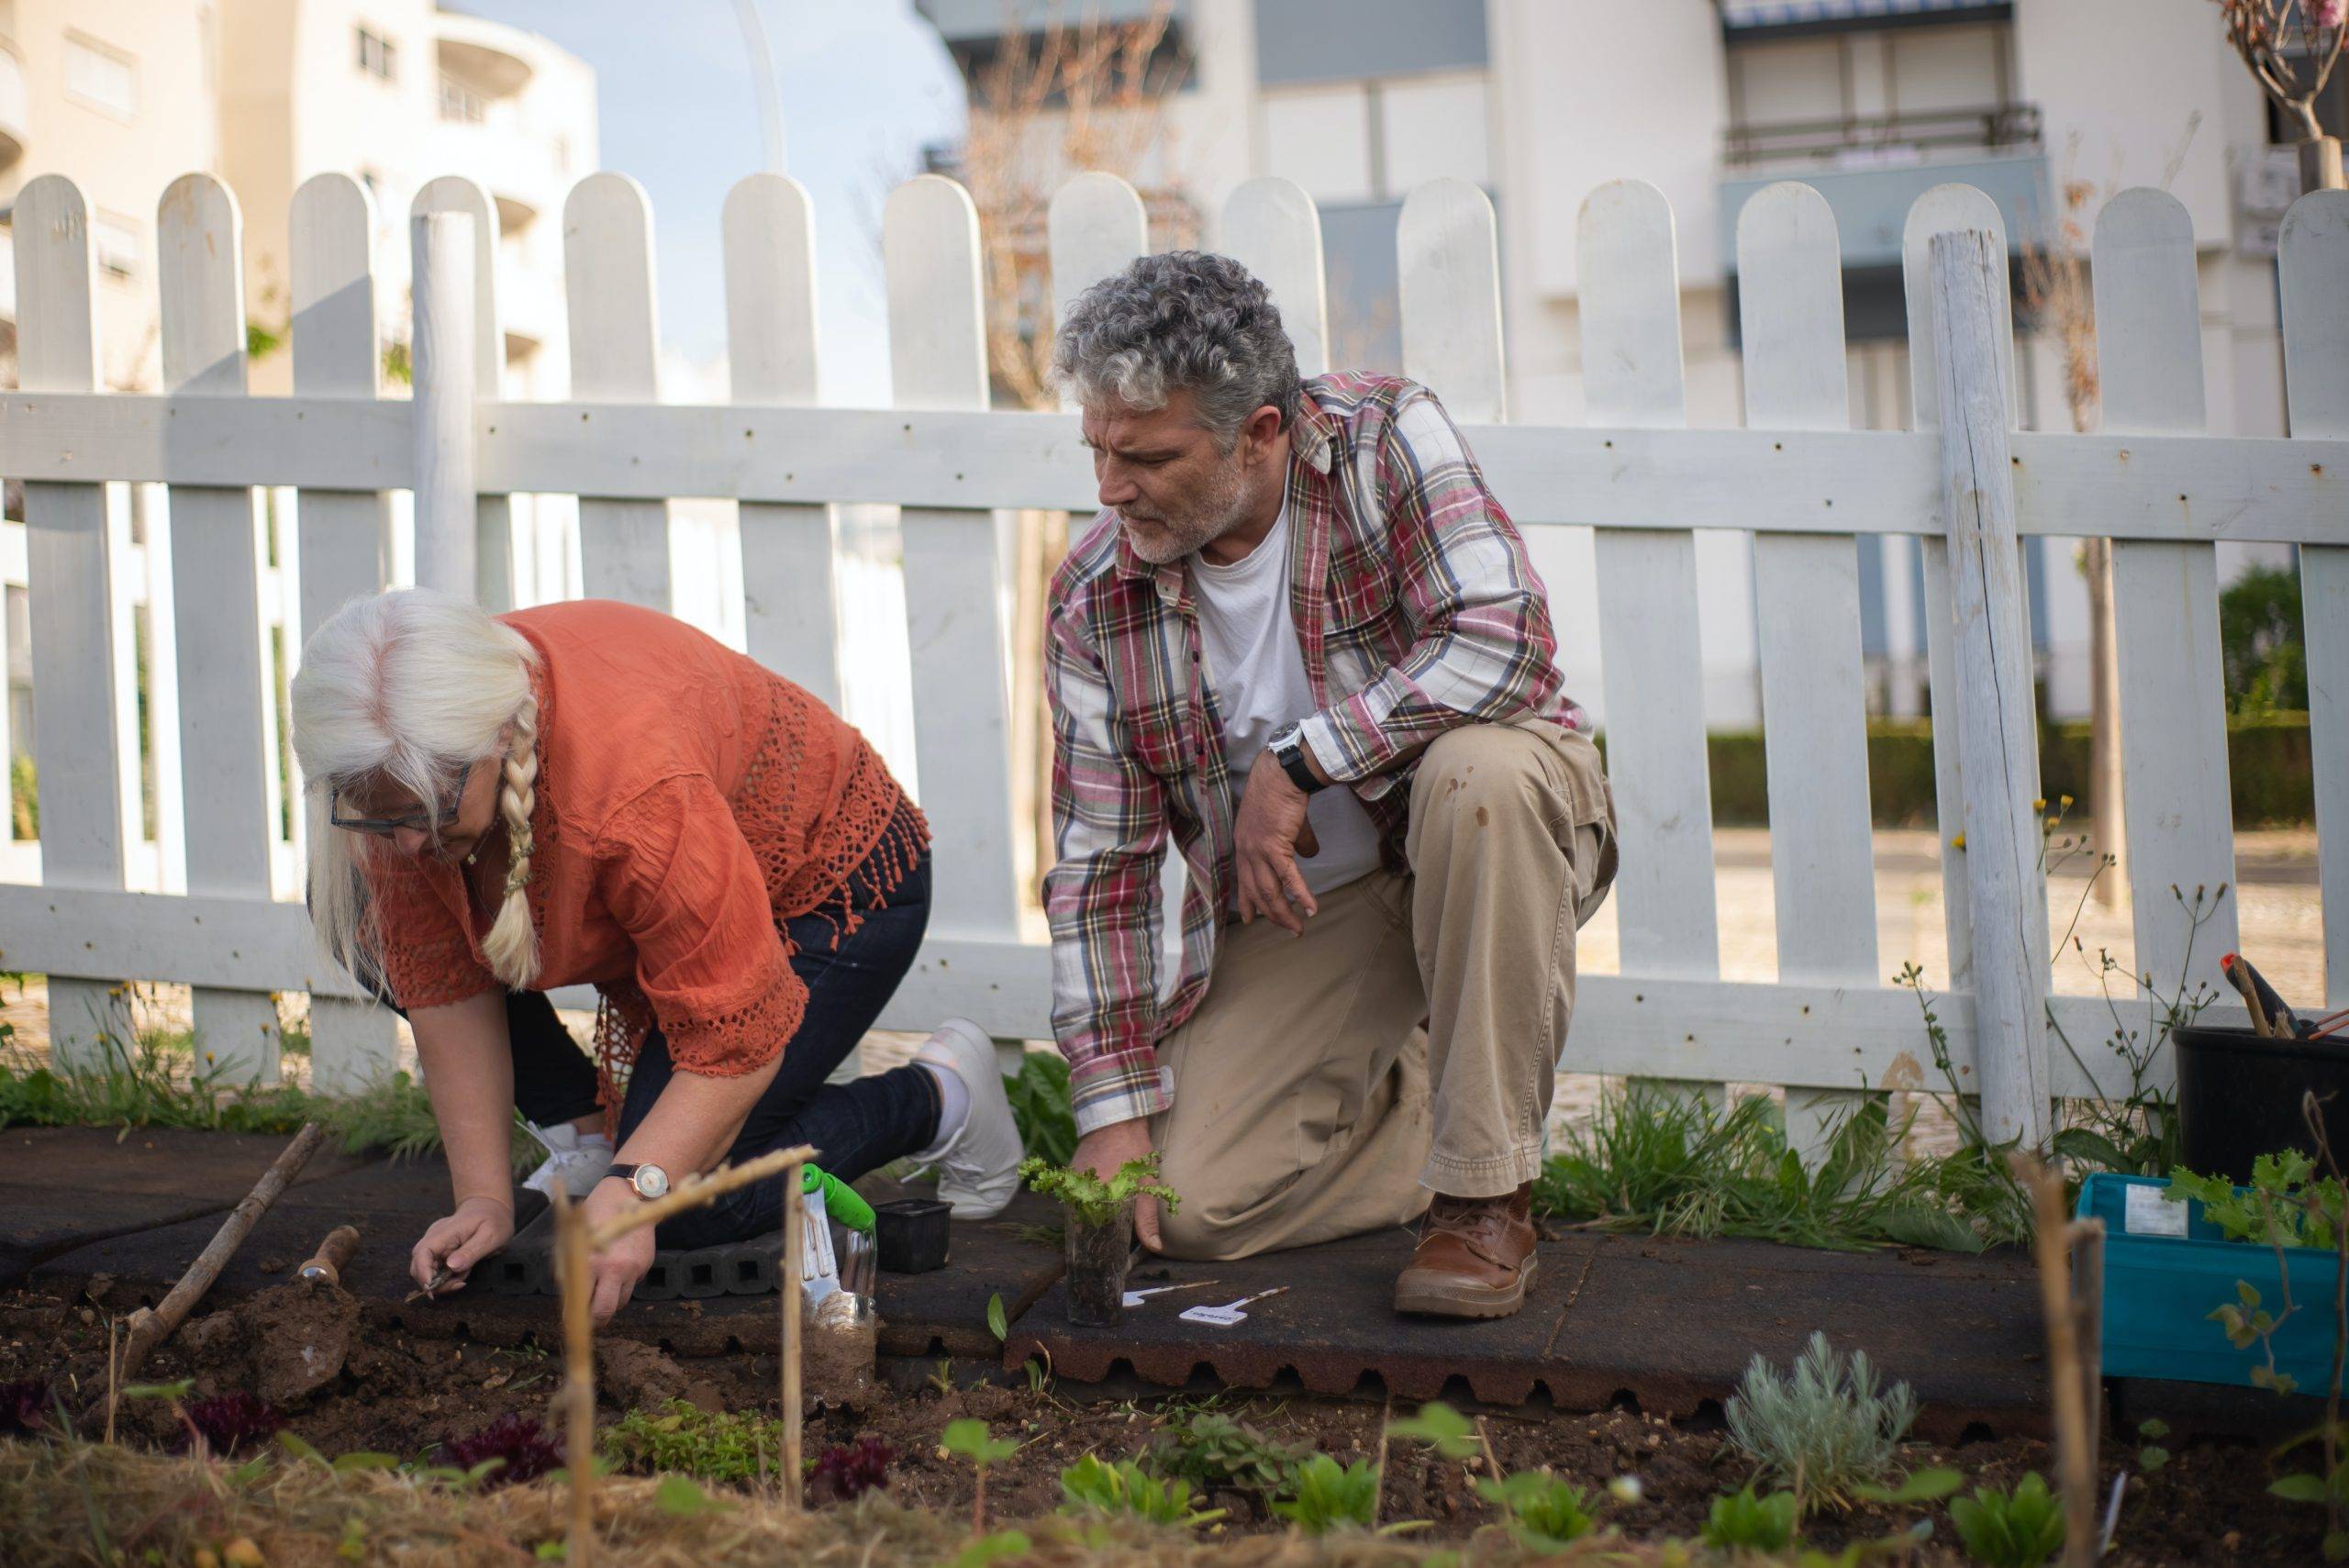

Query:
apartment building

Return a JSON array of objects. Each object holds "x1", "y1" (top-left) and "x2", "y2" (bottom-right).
[{"x1": 912, "y1": 0, "x2": 2318, "y2": 729}]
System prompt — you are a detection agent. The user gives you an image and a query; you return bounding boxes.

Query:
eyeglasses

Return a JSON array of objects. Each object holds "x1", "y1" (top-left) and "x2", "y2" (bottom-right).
[{"x1": 328, "y1": 785, "x2": 462, "y2": 838}]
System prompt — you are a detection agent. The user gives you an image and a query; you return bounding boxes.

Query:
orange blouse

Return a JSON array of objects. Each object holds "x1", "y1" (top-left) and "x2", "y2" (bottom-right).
[{"x1": 364, "y1": 599, "x2": 928, "y2": 1107}]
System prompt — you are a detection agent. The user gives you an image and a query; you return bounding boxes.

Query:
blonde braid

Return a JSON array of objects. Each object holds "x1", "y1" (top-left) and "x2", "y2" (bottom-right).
[{"x1": 480, "y1": 695, "x2": 541, "y2": 988}]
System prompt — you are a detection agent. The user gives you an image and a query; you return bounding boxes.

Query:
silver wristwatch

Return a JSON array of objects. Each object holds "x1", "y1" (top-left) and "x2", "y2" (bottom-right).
[{"x1": 606, "y1": 1162, "x2": 671, "y2": 1200}]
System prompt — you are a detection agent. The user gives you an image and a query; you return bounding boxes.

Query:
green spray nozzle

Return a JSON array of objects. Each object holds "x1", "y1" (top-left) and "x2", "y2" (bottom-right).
[{"x1": 801, "y1": 1164, "x2": 875, "y2": 1234}]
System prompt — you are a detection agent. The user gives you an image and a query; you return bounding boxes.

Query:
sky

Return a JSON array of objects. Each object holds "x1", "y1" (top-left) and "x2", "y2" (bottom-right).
[{"x1": 454, "y1": 0, "x2": 967, "y2": 407}]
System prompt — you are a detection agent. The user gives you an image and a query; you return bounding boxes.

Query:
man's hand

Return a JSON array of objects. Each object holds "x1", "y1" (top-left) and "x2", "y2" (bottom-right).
[
  {"x1": 1074, "y1": 1118, "x2": 1163, "y2": 1251},
  {"x1": 410, "y1": 1195, "x2": 514, "y2": 1294},
  {"x1": 1233, "y1": 749, "x2": 1321, "y2": 934},
  {"x1": 582, "y1": 1178, "x2": 659, "y2": 1324}
]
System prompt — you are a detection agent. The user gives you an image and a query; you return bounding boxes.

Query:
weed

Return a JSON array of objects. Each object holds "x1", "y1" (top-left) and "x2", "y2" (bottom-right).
[
  {"x1": 440, "y1": 1415, "x2": 562, "y2": 1488},
  {"x1": 1386, "y1": 1402, "x2": 1478, "y2": 1462},
  {"x1": 2134, "y1": 1418, "x2": 2170, "y2": 1473},
  {"x1": 941, "y1": 1418, "x2": 1019, "y2": 1532},
  {"x1": 601, "y1": 1401, "x2": 786, "y2": 1485},
  {"x1": 1699, "y1": 1483, "x2": 1798, "y2": 1554},
  {"x1": 1948, "y1": 1472, "x2": 2065, "y2": 1567},
  {"x1": 809, "y1": 1437, "x2": 894, "y2": 1503},
  {"x1": 1725, "y1": 1333, "x2": 1917, "y2": 1512},
  {"x1": 1002, "y1": 1051, "x2": 1075, "y2": 1167},
  {"x1": 1019, "y1": 1152, "x2": 1178, "y2": 1229},
  {"x1": 1474, "y1": 1470, "x2": 1598, "y2": 1550},
  {"x1": 928, "y1": 1360, "x2": 955, "y2": 1396},
  {"x1": 1268, "y1": 1454, "x2": 1379, "y2": 1534},
  {"x1": 1057, "y1": 1455, "x2": 1224, "y2": 1528},
  {"x1": 1145, "y1": 1410, "x2": 1306, "y2": 1496}
]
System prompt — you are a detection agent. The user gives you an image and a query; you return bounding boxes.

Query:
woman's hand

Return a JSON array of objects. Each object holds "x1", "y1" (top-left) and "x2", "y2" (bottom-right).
[
  {"x1": 410, "y1": 1195, "x2": 515, "y2": 1294},
  {"x1": 582, "y1": 1178, "x2": 658, "y2": 1324}
]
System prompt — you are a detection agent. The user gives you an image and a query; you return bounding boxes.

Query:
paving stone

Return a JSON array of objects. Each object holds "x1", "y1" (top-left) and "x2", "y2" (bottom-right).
[{"x1": 0, "y1": 1126, "x2": 368, "y2": 1287}]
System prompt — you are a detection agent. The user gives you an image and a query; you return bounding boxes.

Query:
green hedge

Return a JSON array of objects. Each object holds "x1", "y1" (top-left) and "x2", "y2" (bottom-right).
[{"x1": 1607, "y1": 712, "x2": 2312, "y2": 829}]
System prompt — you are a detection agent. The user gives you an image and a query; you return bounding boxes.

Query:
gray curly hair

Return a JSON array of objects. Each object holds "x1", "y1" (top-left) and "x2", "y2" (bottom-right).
[{"x1": 1051, "y1": 250, "x2": 1300, "y2": 448}]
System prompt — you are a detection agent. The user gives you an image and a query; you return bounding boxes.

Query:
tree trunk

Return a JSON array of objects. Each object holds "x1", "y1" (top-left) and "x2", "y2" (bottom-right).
[{"x1": 2300, "y1": 135, "x2": 2345, "y2": 195}]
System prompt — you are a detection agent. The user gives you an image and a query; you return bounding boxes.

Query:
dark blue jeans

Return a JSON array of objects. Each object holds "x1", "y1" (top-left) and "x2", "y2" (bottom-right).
[{"x1": 504, "y1": 841, "x2": 942, "y2": 1249}]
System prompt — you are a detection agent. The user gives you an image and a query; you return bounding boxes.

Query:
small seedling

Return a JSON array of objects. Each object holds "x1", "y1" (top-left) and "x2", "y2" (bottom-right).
[
  {"x1": 1726, "y1": 1332, "x2": 1917, "y2": 1512},
  {"x1": 929, "y1": 1359, "x2": 956, "y2": 1396},
  {"x1": 601, "y1": 1400, "x2": 786, "y2": 1485},
  {"x1": 1948, "y1": 1472, "x2": 2065, "y2": 1568},
  {"x1": 1019, "y1": 1153, "x2": 1179, "y2": 1229},
  {"x1": 1475, "y1": 1470, "x2": 1598, "y2": 1550},
  {"x1": 2135, "y1": 1418, "x2": 2170, "y2": 1473},
  {"x1": 986, "y1": 1293, "x2": 1009, "y2": 1342},
  {"x1": 1700, "y1": 1482, "x2": 1799, "y2": 1554},
  {"x1": 1387, "y1": 1401, "x2": 1479, "y2": 1461},
  {"x1": 1058, "y1": 1454, "x2": 1226, "y2": 1528},
  {"x1": 1146, "y1": 1410, "x2": 1307, "y2": 1496},
  {"x1": 1270, "y1": 1453, "x2": 1381, "y2": 1534},
  {"x1": 942, "y1": 1418, "x2": 1020, "y2": 1531}
]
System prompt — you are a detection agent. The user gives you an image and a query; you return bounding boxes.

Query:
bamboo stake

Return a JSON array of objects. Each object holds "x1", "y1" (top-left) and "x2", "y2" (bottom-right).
[
  {"x1": 781, "y1": 1157, "x2": 805, "y2": 1512},
  {"x1": 550, "y1": 1144, "x2": 818, "y2": 1564},
  {"x1": 117, "y1": 1122, "x2": 327, "y2": 1384},
  {"x1": 2013, "y1": 1153, "x2": 2098, "y2": 1568}
]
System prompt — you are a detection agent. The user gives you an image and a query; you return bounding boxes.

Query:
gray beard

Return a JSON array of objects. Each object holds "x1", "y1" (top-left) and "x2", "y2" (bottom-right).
[{"x1": 1124, "y1": 460, "x2": 1252, "y2": 566}]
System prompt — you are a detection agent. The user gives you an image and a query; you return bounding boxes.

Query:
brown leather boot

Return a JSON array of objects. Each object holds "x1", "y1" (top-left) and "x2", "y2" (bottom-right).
[{"x1": 1394, "y1": 1183, "x2": 1538, "y2": 1318}]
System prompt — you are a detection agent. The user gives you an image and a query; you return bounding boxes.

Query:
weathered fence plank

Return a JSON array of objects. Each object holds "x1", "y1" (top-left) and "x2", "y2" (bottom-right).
[
  {"x1": 411, "y1": 211, "x2": 478, "y2": 602},
  {"x1": 885, "y1": 175, "x2": 1020, "y2": 940},
  {"x1": 1929, "y1": 228, "x2": 2051, "y2": 1148},
  {"x1": 563, "y1": 173, "x2": 670, "y2": 608},
  {"x1": 159, "y1": 173, "x2": 284, "y2": 1082},
  {"x1": 290, "y1": 172, "x2": 400, "y2": 1090},
  {"x1": 412, "y1": 176, "x2": 514, "y2": 609},
  {"x1": 1398, "y1": 179, "x2": 1507, "y2": 424},
  {"x1": 1224, "y1": 178, "x2": 1329, "y2": 378},
  {"x1": 1737, "y1": 181, "x2": 1882, "y2": 1159},
  {"x1": 2094, "y1": 189, "x2": 2239, "y2": 1058},
  {"x1": 14, "y1": 173, "x2": 133, "y2": 1062},
  {"x1": 2280, "y1": 189, "x2": 2348, "y2": 1011}
]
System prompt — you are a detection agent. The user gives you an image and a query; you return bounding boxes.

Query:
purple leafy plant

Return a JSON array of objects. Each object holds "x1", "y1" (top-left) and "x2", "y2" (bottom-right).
[
  {"x1": 810, "y1": 1436, "x2": 896, "y2": 1502},
  {"x1": 0, "y1": 1377, "x2": 50, "y2": 1437},
  {"x1": 443, "y1": 1413, "x2": 563, "y2": 1487},
  {"x1": 181, "y1": 1392, "x2": 285, "y2": 1456}
]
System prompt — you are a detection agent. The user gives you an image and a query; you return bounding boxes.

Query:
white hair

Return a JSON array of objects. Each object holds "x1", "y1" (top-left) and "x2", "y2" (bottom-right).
[{"x1": 290, "y1": 588, "x2": 543, "y2": 992}]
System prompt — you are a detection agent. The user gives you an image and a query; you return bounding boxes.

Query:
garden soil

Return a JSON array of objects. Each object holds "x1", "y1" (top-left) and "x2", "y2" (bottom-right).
[{"x1": 0, "y1": 1286, "x2": 2317, "y2": 1565}]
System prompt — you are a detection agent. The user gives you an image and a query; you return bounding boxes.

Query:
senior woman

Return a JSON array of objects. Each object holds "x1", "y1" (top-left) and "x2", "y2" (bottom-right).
[{"x1": 290, "y1": 588, "x2": 1019, "y2": 1322}]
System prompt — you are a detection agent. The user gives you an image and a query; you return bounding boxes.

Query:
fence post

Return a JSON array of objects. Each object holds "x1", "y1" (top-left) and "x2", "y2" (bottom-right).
[
  {"x1": 1223, "y1": 178, "x2": 1329, "y2": 376},
  {"x1": 1929, "y1": 228, "x2": 2051, "y2": 1148},
  {"x1": 564, "y1": 173, "x2": 672, "y2": 609},
  {"x1": 412, "y1": 178, "x2": 513, "y2": 609},
  {"x1": 411, "y1": 210, "x2": 478, "y2": 602},
  {"x1": 15, "y1": 174, "x2": 134, "y2": 1063}
]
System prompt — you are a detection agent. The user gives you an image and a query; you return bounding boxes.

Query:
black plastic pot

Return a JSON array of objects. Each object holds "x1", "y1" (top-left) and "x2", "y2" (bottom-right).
[
  {"x1": 1063, "y1": 1204, "x2": 1134, "y2": 1327},
  {"x1": 2176, "y1": 1022, "x2": 2349, "y2": 1183},
  {"x1": 874, "y1": 1196, "x2": 952, "y2": 1273}
]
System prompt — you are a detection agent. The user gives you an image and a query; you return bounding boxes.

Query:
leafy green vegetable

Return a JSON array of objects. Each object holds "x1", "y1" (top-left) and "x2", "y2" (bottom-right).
[
  {"x1": 1948, "y1": 1472, "x2": 2065, "y2": 1567},
  {"x1": 1270, "y1": 1454, "x2": 1380, "y2": 1534},
  {"x1": 1475, "y1": 1471, "x2": 1598, "y2": 1550},
  {"x1": 1019, "y1": 1152, "x2": 1179, "y2": 1229},
  {"x1": 1699, "y1": 1483, "x2": 1798, "y2": 1554}
]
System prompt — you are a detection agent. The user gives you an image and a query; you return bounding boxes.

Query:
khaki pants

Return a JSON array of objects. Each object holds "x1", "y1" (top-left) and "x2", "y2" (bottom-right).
[{"x1": 1152, "y1": 718, "x2": 1617, "y2": 1261}]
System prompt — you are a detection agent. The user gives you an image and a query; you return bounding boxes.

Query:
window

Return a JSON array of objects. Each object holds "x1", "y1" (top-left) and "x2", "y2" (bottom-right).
[
  {"x1": 93, "y1": 214, "x2": 139, "y2": 282},
  {"x1": 438, "y1": 73, "x2": 484, "y2": 122},
  {"x1": 356, "y1": 25, "x2": 395, "y2": 82},
  {"x1": 64, "y1": 34, "x2": 136, "y2": 117}
]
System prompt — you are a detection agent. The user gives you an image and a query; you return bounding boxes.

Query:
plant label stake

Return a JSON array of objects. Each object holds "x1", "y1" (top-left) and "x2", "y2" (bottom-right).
[
  {"x1": 1179, "y1": 1286, "x2": 1288, "y2": 1327},
  {"x1": 1122, "y1": 1279, "x2": 1219, "y2": 1308}
]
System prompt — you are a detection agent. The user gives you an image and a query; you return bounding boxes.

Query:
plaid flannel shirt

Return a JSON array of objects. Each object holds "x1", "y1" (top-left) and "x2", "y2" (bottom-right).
[{"x1": 1043, "y1": 373, "x2": 1585, "y2": 1137}]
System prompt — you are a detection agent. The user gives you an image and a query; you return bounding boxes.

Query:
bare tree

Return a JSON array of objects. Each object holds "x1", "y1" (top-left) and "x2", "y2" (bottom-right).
[{"x1": 2210, "y1": 0, "x2": 2345, "y2": 189}]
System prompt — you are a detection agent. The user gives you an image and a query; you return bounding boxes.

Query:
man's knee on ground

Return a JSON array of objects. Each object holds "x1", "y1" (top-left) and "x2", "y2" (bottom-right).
[
  {"x1": 1149, "y1": 1136, "x2": 1267, "y2": 1261},
  {"x1": 1410, "y1": 723, "x2": 1553, "y2": 830}
]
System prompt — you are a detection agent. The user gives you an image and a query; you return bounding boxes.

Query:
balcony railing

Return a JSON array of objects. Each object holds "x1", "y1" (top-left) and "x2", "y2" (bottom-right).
[{"x1": 1725, "y1": 102, "x2": 2042, "y2": 171}]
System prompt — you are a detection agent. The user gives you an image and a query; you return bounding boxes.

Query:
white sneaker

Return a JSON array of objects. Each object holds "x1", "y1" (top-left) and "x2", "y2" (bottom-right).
[
  {"x1": 521, "y1": 1120, "x2": 614, "y2": 1199},
  {"x1": 911, "y1": 1018, "x2": 1022, "y2": 1219}
]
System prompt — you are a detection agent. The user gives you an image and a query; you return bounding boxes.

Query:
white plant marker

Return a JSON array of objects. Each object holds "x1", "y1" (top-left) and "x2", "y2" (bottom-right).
[
  {"x1": 1121, "y1": 1279, "x2": 1219, "y2": 1309},
  {"x1": 1179, "y1": 1286, "x2": 1289, "y2": 1327}
]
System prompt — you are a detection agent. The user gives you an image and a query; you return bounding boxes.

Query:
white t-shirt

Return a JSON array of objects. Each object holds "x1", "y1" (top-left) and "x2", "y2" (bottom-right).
[{"x1": 1191, "y1": 504, "x2": 1387, "y2": 895}]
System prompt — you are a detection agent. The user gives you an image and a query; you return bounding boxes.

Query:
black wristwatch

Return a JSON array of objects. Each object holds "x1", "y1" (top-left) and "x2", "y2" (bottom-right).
[
  {"x1": 1269, "y1": 724, "x2": 1328, "y2": 795},
  {"x1": 605, "y1": 1162, "x2": 672, "y2": 1200}
]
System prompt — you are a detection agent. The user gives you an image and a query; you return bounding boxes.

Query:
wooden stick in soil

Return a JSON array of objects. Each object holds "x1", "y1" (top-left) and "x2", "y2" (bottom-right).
[
  {"x1": 554, "y1": 1186, "x2": 596, "y2": 1568},
  {"x1": 2013, "y1": 1153, "x2": 2098, "y2": 1568},
  {"x1": 117, "y1": 1122, "x2": 328, "y2": 1383},
  {"x1": 780, "y1": 1154, "x2": 805, "y2": 1512}
]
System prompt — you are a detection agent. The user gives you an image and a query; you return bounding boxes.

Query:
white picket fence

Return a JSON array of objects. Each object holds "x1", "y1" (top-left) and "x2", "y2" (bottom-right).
[{"x1": 1, "y1": 165, "x2": 2343, "y2": 1149}]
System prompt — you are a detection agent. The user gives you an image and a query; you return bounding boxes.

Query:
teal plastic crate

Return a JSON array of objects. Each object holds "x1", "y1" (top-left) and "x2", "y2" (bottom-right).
[{"x1": 2078, "y1": 1173, "x2": 2335, "y2": 1391}]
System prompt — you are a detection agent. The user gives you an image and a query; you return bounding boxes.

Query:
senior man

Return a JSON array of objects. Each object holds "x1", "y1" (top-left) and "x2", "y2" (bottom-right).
[{"x1": 1042, "y1": 250, "x2": 1617, "y2": 1320}]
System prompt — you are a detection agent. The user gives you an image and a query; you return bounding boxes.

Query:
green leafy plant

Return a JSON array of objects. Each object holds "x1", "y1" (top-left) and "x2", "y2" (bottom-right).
[
  {"x1": 949, "y1": 1529, "x2": 1030, "y2": 1568},
  {"x1": 1019, "y1": 1152, "x2": 1178, "y2": 1229},
  {"x1": 1269, "y1": 1454, "x2": 1380, "y2": 1535},
  {"x1": 1145, "y1": 1410, "x2": 1306, "y2": 1496},
  {"x1": 600, "y1": 1401, "x2": 786, "y2": 1485},
  {"x1": 1700, "y1": 1483, "x2": 1799, "y2": 1554},
  {"x1": 942, "y1": 1418, "x2": 1020, "y2": 1532},
  {"x1": 1475, "y1": 1471, "x2": 1598, "y2": 1551},
  {"x1": 1058, "y1": 1455, "x2": 1225, "y2": 1528},
  {"x1": 2134, "y1": 1418, "x2": 2171, "y2": 1473},
  {"x1": 2170, "y1": 1151, "x2": 2343, "y2": 1251},
  {"x1": 1948, "y1": 1472, "x2": 2065, "y2": 1567},
  {"x1": 1725, "y1": 1333, "x2": 1917, "y2": 1513},
  {"x1": 1387, "y1": 1401, "x2": 1479, "y2": 1461},
  {"x1": 1003, "y1": 1051, "x2": 1076, "y2": 1167}
]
